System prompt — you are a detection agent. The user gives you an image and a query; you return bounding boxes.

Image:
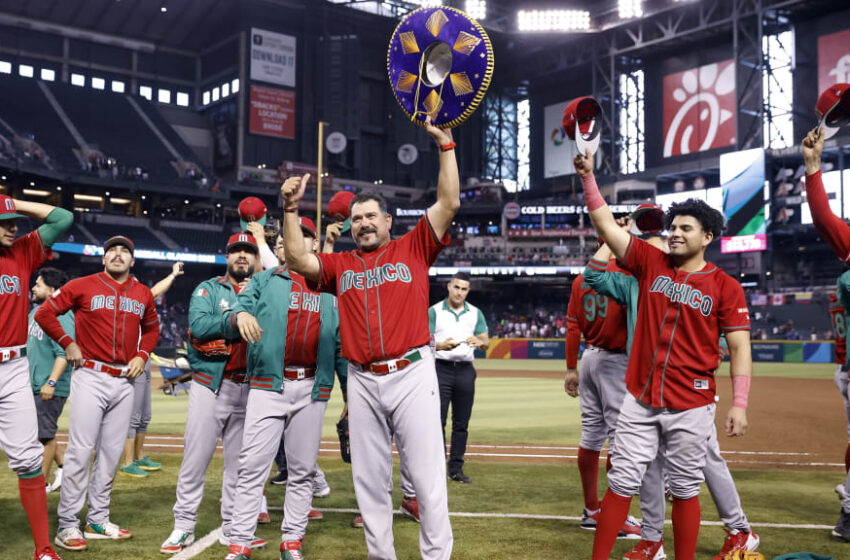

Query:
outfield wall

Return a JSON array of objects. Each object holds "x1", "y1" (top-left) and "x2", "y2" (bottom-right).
[{"x1": 478, "y1": 338, "x2": 837, "y2": 363}]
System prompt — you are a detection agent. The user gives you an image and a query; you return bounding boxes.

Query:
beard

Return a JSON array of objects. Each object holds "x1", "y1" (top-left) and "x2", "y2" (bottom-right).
[{"x1": 228, "y1": 264, "x2": 252, "y2": 282}]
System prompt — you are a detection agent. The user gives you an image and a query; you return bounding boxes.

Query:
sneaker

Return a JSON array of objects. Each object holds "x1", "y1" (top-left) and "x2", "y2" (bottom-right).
[
  {"x1": 160, "y1": 529, "x2": 195, "y2": 554},
  {"x1": 281, "y1": 540, "x2": 304, "y2": 560},
  {"x1": 270, "y1": 470, "x2": 288, "y2": 485},
  {"x1": 54, "y1": 527, "x2": 87, "y2": 551},
  {"x1": 837, "y1": 483, "x2": 848, "y2": 501},
  {"x1": 312, "y1": 482, "x2": 331, "y2": 498},
  {"x1": 119, "y1": 463, "x2": 149, "y2": 478},
  {"x1": 218, "y1": 535, "x2": 268, "y2": 549},
  {"x1": 400, "y1": 496, "x2": 420, "y2": 522},
  {"x1": 714, "y1": 529, "x2": 760, "y2": 559},
  {"x1": 623, "y1": 540, "x2": 666, "y2": 560},
  {"x1": 136, "y1": 456, "x2": 162, "y2": 471},
  {"x1": 449, "y1": 471, "x2": 472, "y2": 483},
  {"x1": 351, "y1": 515, "x2": 363, "y2": 528},
  {"x1": 45, "y1": 481, "x2": 53, "y2": 495},
  {"x1": 617, "y1": 515, "x2": 641, "y2": 540},
  {"x1": 835, "y1": 509, "x2": 850, "y2": 541},
  {"x1": 580, "y1": 508, "x2": 600, "y2": 530},
  {"x1": 307, "y1": 509, "x2": 323, "y2": 521},
  {"x1": 258, "y1": 494, "x2": 270, "y2": 524},
  {"x1": 50, "y1": 467, "x2": 63, "y2": 492},
  {"x1": 224, "y1": 544, "x2": 252, "y2": 560},
  {"x1": 34, "y1": 546, "x2": 63, "y2": 559},
  {"x1": 84, "y1": 522, "x2": 132, "y2": 540}
]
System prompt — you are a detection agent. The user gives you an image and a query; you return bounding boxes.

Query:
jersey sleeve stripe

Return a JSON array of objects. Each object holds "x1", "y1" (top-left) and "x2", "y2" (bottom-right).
[
  {"x1": 720, "y1": 325, "x2": 751, "y2": 331},
  {"x1": 424, "y1": 214, "x2": 449, "y2": 246},
  {"x1": 565, "y1": 314, "x2": 578, "y2": 322},
  {"x1": 34, "y1": 229, "x2": 49, "y2": 259},
  {"x1": 622, "y1": 235, "x2": 634, "y2": 264},
  {"x1": 587, "y1": 259, "x2": 607, "y2": 272},
  {"x1": 48, "y1": 298, "x2": 61, "y2": 311}
]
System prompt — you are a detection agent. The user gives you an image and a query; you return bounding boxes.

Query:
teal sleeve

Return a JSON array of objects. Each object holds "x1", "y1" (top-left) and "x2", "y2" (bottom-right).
[
  {"x1": 474, "y1": 309, "x2": 487, "y2": 335},
  {"x1": 428, "y1": 307, "x2": 436, "y2": 334},
  {"x1": 838, "y1": 272, "x2": 850, "y2": 309},
  {"x1": 189, "y1": 282, "x2": 228, "y2": 340},
  {"x1": 334, "y1": 319, "x2": 348, "y2": 400},
  {"x1": 583, "y1": 267, "x2": 633, "y2": 306},
  {"x1": 222, "y1": 275, "x2": 264, "y2": 338},
  {"x1": 37, "y1": 208, "x2": 73, "y2": 247}
]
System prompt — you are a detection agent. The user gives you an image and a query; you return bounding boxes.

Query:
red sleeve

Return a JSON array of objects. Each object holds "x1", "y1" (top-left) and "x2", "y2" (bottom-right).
[
  {"x1": 136, "y1": 289, "x2": 160, "y2": 362},
  {"x1": 14, "y1": 230, "x2": 52, "y2": 275},
  {"x1": 401, "y1": 215, "x2": 450, "y2": 266},
  {"x1": 806, "y1": 170, "x2": 850, "y2": 263},
  {"x1": 34, "y1": 279, "x2": 78, "y2": 348},
  {"x1": 718, "y1": 275, "x2": 751, "y2": 332},
  {"x1": 619, "y1": 235, "x2": 666, "y2": 279},
  {"x1": 565, "y1": 276, "x2": 582, "y2": 369},
  {"x1": 312, "y1": 253, "x2": 344, "y2": 295}
]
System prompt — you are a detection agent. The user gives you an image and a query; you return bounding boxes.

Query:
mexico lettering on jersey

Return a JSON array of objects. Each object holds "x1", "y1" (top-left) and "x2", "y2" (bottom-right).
[
  {"x1": 312, "y1": 215, "x2": 448, "y2": 364},
  {"x1": 830, "y1": 294, "x2": 846, "y2": 367},
  {"x1": 0, "y1": 230, "x2": 50, "y2": 347},
  {"x1": 566, "y1": 265, "x2": 628, "y2": 353},
  {"x1": 286, "y1": 271, "x2": 322, "y2": 367},
  {"x1": 620, "y1": 236, "x2": 750, "y2": 410},
  {"x1": 35, "y1": 271, "x2": 159, "y2": 365}
]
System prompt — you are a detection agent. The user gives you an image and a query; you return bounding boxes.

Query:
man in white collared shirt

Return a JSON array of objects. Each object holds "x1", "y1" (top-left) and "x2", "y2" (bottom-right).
[{"x1": 428, "y1": 272, "x2": 489, "y2": 483}]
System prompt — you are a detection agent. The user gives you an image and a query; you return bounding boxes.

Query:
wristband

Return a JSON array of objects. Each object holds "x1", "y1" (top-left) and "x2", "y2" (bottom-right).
[
  {"x1": 439, "y1": 142, "x2": 456, "y2": 152},
  {"x1": 284, "y1": 207, "x2": 298, "y2": 213},
  {"x1": 731, "y1": 375, "x2": 751, "y2": 409},
  {"x1": 580, "y1": 173, "x2": 606, "y2": 212}
]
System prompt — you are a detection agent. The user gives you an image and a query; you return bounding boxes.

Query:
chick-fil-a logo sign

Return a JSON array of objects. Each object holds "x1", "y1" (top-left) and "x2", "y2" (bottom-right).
[
  {"x1": 662, "y1": 59, "x2": 736, "y2": 157},
  {"x1": 818, "y1": 29, "x2": 850, "y2": 95}
]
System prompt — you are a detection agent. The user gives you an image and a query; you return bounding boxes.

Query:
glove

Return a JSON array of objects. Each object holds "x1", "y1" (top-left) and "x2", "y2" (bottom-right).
[
  {"x1": 189, "y1": 331, "x2": 231, "y2": 357},
  {"x1": 336, "y1": 415, "x2": 351, "y2": 463}
]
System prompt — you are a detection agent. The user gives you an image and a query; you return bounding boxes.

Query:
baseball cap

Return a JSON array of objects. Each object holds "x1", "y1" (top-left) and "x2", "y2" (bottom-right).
[
  {"x1": 632, "y1": 204, "x2": 665, "y2": 234},
  {"x1": 238, "y1": 197, "x2": 268, "y2": 231},
  {"x1": 298, "y1": 216, "x2": 317, "y2": 238},
  {"x1": 816, "y1": 83, "x2": 850, "y2": 140},
  {"x1": 562, "y1": 96, "x2": 602, "y2": 156},
  {"x1": 328, "y1": 191, "x2": 355, "y2": 234},
  {"x1": 226, "y1": 233, "x2": 259, "y2": 254},
  {"x1": 103, "y1": 235, "x2": 135, "y2": 254},
  {"x1": 0, "y1": 194, "x2": 26, "y2": 221}
]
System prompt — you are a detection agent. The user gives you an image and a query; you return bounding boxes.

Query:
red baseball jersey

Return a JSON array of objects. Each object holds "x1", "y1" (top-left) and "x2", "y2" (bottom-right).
[
  {"x1": 806, "y1": 170, "x2": 850, "y2": 264},
  {"x1": 35, "y1": 271, "x2": 159, "y2": 365},
  {"x1": 286, "y1": 271, "x2": 322, "y2": 367},
  {"x1": 620, "y1": 236, "x2": 750, "y2": 410},
  {"x1": 830, "y1": 293, "x2": 847, "y2": 366},
  {"x1": 311, "y1": 215, "x2": 448, "y2": 364},
  {"x1": 0, "y1": 230, "x2": 51, "y2": 347},
  {"x1": 565, "y1": 266, "x2": 628, "y2": 369},
  {"x1": 225, "y1": 282, "x2": 248, "y2": 373}
]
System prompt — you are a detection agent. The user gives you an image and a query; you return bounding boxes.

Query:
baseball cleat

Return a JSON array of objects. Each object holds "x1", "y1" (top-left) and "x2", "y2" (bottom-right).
[
  {"x1": 312, "y1": 483, "x2": 331, "y2": 498},
  {"x1": 119, "y1": 463, "x2": 149, "y2": 478},
  {"x1": 400, "y1": 496, "x2": 420, "y2": 523},
  {"x1": 270, "y1": 470, "x2": 288, "y2": 485},
  {"x1": 351, "y1": 515, "x2": 364, "y2": 528},
  {"x1": 834, "y1": 509, "x2": 850, "y2": 541},
  {"x1": 307, "y1": 509, "x2": 323, "y2": 521},
  {"x1": 837, "y1": 483, "x2": 848, "y2": 501},
  {"x1": 84, "y1": 522, "x2": 132, "y2": 540},
  {"x1": 622, "y1": 539, "x2": 666, "y2": 560},
  {"x1": 714, "y1": 529, "x2": 760, "y2": 559},
  {"x1": 258, "y1": 493, "x2": 270, "y2": 524},
  {"x1": 449, "y1": 471, "x2": 472, "y2": 483},
  {"x1": 280, "y1": 540, "x2": 305, "y2": 560},
  {"x1": 49, "y1": 467, "x2": 63, "y2": 493},
  {"x1": 617, "y1": 515, "x2": 642, "y2": 539},
  {"x1": 54, "y1": 527, "x2": 87, "y2": 551},
  {"x1": 160, "y1": 529, "x2": 195, "y2": 554},
  {"x1": 136, "y1": 456, "x2": 162, "y2": 471},
  {"x1": 34, "y1": 546, "x2": 64, "y2": 559},
  {"x1": 580, "y1": 508, "x2": 600, "y2": 530},
  {"x1": 218, "y1": 535, "x2": 268, "y2": 549},
  {"x1": 224, "y1": 544, "x2": 252, "y2": 560}
]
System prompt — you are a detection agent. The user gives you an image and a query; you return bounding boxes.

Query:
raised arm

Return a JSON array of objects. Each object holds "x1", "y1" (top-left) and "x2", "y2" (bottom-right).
[
  {"x1": 573, "y1": 151, "x2": 631, "y2": 259},
  {"x1": 14, "y1": 200, "x2": 73, "y2": 247},
  {"x1": 802, "y1": 127, "x2": 850, "y2": 263},
  {"x1": 280, "y1": 174, "x2": 321, "y2": 282},
  {"x1": 424, "y1": 118, "x2": 460, "y2": 240},
  {"x1": 151, "y1": 262, "x2": 184, "y2": 299}
]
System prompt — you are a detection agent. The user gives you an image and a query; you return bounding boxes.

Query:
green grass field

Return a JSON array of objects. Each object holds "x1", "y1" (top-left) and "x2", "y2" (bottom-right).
[{"x1": 3, "y1": 360, "x2": 848, "y2": 559}]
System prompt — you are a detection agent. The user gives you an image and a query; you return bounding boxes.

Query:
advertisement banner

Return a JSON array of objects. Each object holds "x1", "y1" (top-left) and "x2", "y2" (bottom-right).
[
  {"x1": 751, "y1": 343, "x2": 783, "y2": 362},
  {"x1": 818, "y1": 28, "x2": 850, "y2": 95},
  {"x1": 528, "y1": 340, "x2": 566, "y2": 359},
  {"x1": 720, "y1": 148, "x2": 766, "y2": 253},
  {"x1": 250, "y1": 28, "x2": 297, "y2": 87},
  {"x1": 543, "y1": 99, "x2": 580, "y2": 178},
  {"x1": 506, "y1": 228, "x2": 596, "y2": 238},
  {"x1": 249, "y1": 86, "x2": 296, "y2": 139},
  {"x1": 662, "y1": 59, "x2": 736, "y2": 157}
]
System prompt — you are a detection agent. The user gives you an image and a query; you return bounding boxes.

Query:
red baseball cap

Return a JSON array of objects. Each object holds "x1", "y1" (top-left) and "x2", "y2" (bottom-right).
[
  {"x1": 298, "y1": 216, "x2": 317, "y2": 238},
  {"x1": 562, "y1": 96, "x2": 602, "y2": 156},
  {"x1": 816, "y1": 83, "x2": 850, "y2": 140},
  {"x1": 103, "y1": 235, "x2": 135, "y2": 254},
  {"x1": 0, "y1": 194, "x2": 25, "y2": 221},
  {"x1": 328, "y1": 191, "x2": 355, "y2": 234},
  {"x1": 226, "y1": 233, "x2": 258, "y2": 254},
  {"x1": 632, "y1": 204, "x2": 665, "y2": 234},
  {"x1": 238, "y1": 197, "x2": 268, "y2": 231}
]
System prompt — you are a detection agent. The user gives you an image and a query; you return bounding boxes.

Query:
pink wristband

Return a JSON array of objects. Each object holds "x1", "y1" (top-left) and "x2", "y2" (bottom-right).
[
  {"x1": 581, "y1": 173, "x2": 606, "y2": 212},
  {"x1": 731, "y1": 375, "x2": 751, "y2": 409}
]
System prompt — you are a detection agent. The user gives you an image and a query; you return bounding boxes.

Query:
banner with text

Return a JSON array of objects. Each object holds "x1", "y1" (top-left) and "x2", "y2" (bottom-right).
[
  {"x1": 818, "y1": 28, "x2": 850, "y2": 95},
  {"x1": 249, "y1": 86, "x2": 296, "y2": 139},
  {"x1": 250, "y1": 28, "x2": 296, "y2": 87}
]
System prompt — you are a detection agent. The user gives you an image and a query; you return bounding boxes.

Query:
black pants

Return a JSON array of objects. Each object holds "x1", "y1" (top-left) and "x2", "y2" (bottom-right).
[{"x1": 436, "y1": 359, "x2": 476, "y2": 475}]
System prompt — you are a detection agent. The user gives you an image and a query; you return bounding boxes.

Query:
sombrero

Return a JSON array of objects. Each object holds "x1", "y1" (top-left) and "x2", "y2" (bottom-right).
[{"x1": 387, "y1": 6, "x2": 494, "y2": 129}]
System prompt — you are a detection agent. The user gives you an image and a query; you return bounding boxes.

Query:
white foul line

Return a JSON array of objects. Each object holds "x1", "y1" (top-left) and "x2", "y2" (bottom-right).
[{"x1": 171, "y1": 527, "x2": 222, "y2": 560}]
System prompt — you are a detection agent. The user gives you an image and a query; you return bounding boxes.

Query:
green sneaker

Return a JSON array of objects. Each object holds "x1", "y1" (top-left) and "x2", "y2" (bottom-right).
[
  {"x1": 135, "y1": 456, "x2": 162, "y2": 471},
  {"x1": 119, "y1": 463, "x2": 148, "y2": 478},
  {"x1": 281, "y1": 541, "x2": 304, "y2": 560}
]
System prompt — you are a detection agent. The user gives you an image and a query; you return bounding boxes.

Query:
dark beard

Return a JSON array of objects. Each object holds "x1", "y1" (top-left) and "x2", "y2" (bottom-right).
[{"x1": 228, "y1": 265, "x2": 251, "y2": 282}]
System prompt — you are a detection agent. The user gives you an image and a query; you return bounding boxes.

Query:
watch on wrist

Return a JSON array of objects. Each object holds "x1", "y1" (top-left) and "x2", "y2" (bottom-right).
[{"x1": 47, "y1": 379, "x2": 56, "y2": 387}]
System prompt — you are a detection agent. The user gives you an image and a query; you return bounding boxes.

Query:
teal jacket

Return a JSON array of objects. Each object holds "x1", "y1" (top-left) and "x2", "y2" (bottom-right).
[
  {"x1": 583, "y1": 257, "x2": 639, "y2": 356},
  {"x1": 222, "y1": 266, "x2": 347, "y2": 400},
  {"x1": 837, "y1": 270, "x2": 850, "y2": 372},
  {"x1": 187, "y1": 276, "x2": 245, "y2": 393}
]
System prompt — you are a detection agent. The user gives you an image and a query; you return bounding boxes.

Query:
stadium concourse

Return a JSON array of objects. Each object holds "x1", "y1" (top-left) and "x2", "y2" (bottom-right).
[{"x1": 1, "y1": 0, "x2": 850, "y2": 559}]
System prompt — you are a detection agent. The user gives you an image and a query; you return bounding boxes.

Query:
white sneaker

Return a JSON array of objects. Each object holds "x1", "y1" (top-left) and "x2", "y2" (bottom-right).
[
  {"x1": 84, "y1": 521, "x2": 132, "y2": 539},
  {"x1": 160, "y1": 529, "x2": 195, "y2": 554},
  {"x1": 54, "y1": 527, "x2": 87, "y2": 551},
  {"x1": 50, "y1": 467, "x2": 63, "y2": 492},
  {"x1": 837, "y1": 483, "x2": 848, "y2": 501},
  {"x1": 313, "y1": 483, "x2": 331, "y2": 498},
  {"x1": 45, "y1": 481, "x2": 53, "y2": 495}
]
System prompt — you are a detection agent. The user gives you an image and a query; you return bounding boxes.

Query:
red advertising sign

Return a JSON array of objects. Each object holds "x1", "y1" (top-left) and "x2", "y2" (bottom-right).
[
  {"x1": 249, "y1": 85, "x2": 295, "y2": 139},
  {"x1": 662, "y1": 59, "x2": 736, "y2": 157},
  {"x1": 818, "y1": 29, "x2": 850, "y2": 95}
]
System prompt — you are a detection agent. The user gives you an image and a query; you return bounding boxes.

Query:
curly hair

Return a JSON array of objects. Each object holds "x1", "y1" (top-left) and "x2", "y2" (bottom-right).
[{"x1": 665, "y1": 199, "x2": 725, "y2": 240}]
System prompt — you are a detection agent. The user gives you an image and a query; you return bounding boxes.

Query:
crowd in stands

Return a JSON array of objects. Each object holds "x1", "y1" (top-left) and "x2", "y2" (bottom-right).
[{"x1": 436, "y1": 243, "x2": 597, "y2": 267}]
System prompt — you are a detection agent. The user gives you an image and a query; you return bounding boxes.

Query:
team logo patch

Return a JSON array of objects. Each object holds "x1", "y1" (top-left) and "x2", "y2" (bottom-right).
[
  {"x1": 694, "y1": 379, "x2": 709, "y2": 390},
  {"x1": 218, "y1": 298, "x2": 230, "y2": 311}
]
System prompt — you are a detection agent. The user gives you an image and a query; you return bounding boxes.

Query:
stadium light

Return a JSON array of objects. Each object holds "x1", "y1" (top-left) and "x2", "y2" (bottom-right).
[
  {"x1": 91, "y1": 77, "x2": 105, "y2": 90},
  {"x1": 73, "y1": 194, "x2": 103, "y2": 202},
  {"x1": 40, "y1": 69, "x2": 55, "y2": 81},
  {"x1": 415, "y1": 0, "x2": 442, "y2": 7},
  {"x1": 518, "y1": 10, "x2": 591, "y2": 32},
  {"x1": 465, "y1": 0, "x2": 486, "y2": 20},
  {"x1": 23, "y1": 189, "x2": 51, "y2": 196},
  {"x1": 0, "y1": 60, "x2": 11, "y2": 74},
  {"x1": 618, "y1": 0, "x2": 643, "y2": 18},
  {"x1": 71, "y1": 73, "x2": 85, "y2": 86},
  {"x1": 19, "y1": 64, "x2": 33, "y2": 78}
]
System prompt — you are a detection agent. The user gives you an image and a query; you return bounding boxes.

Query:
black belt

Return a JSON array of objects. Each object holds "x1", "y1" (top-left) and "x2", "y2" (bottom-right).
[
  {"x1": 436, "y1": 358, "x2": 473, "y2": 367},
  {"x1": 586, "y1": 345, "x2": 626, "y2": 355}
]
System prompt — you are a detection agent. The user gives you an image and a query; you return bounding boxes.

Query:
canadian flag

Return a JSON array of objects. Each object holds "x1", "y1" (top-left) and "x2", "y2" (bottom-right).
[{"x1": 770, "y1": 294, "x2": 786, "y2": 306}]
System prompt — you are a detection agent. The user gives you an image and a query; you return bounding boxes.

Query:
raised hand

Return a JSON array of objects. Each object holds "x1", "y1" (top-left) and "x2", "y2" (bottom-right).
[
  {"x1": 801, "y1": 126, "x2": 824, "y2": 175},
  {"x1": 281, "y1": 173, "x2": 311, "y2": 210},
  {"x1": 424, "y1": 116, "x2": 454, "y2": 148},
  {"x1": 573, "y1": 148, "x2": 594, "y2": 177}
]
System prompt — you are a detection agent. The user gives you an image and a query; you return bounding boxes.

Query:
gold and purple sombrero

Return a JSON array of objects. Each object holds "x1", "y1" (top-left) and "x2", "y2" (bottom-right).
[{"x1": 387, "y1": 6, "x2": 494, "y2": 129}]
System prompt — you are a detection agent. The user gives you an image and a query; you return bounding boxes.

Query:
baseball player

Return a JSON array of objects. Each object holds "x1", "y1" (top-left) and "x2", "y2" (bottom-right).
[
  {"x1": 830, "y1": 286, "x2": 850, "y2": 480},
  {"x1": 802, "y1": 127, "x2": 850, "y2": 264},
  {"x1": 35, "y1": 235, "x2": 160, "y2": 551},
  {"x1": 120, "y1": 261, "x2": 185, "y2": 478},
  {"x1": 159, "y1": 234, "x2": 267, "y2": 554},
  {"x1": 0, "y1": 195, "x2": 72, "y2": 560},
  {"x1": 574, "y1": 150, "x2": 752, "y2": 560},
  {"x1": 563, "y1": 250, "x2": 642, "y2": 540},
  {"x1": 280, "y1": 117, "x2": 458, "y2": 560},
  {"x1": 219, "y1": 215, "x2": 347, "y2": 560},
  {"x1": 585, "y1": 229, "x2": 759, "y2": 559},
  {"x1": 832, "y1": 270, "x2": 850, "y2": 541},
  {"x1": 28, "y1": 267, "x2": 73, "y2": 495}
]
